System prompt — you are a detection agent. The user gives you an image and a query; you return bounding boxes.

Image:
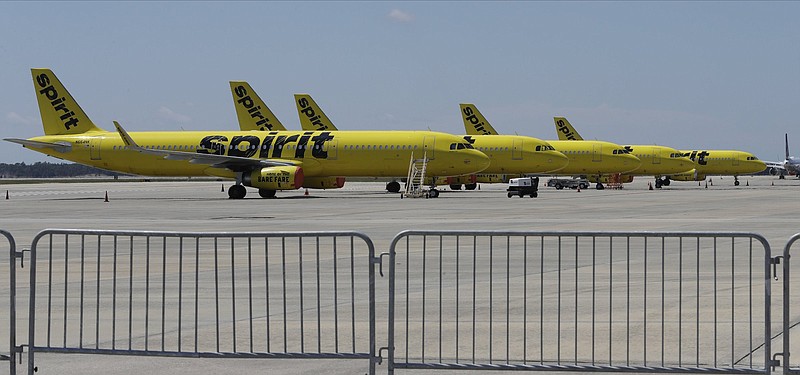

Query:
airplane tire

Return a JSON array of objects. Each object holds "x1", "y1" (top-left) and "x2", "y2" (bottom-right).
[
  {"x1": 228, "y1": 185, "x2": 247, "y2": 199},
  {"x1": 532, "y1": 192, "x2": 538, "y2": 198},
  {"x1": 258, "y1": 189, "x2": 276, "y2": 198},
  {"x1": 464, "y1": 183, "x2": 477, "y2": 190},
  {"x1": 429, "y1": 189, "x2": 439, "y2": 198},
  {"x1": 662, "y1": 178, "x2": 671, "y2": 186},
  {"x1": 655, "y1": 180, "x2": 662, "y2": 189},
  {"x1": 596, "y1": 183, "x2": 605, "y2": 190},
  {"x1": 450, "y1": 184, "x2": 462, "y2": 190},
  {"x1": 386, "y1": 181, "x2": 401, "y2": 193},
  {"x1": 735, "y1": 180, "x2": 740, "y2": 186}
]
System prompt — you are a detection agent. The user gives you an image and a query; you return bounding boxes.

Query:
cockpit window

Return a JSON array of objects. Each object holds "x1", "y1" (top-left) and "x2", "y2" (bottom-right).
[{"x1": 450, "y1": 143, "x2": 470, "y2": 150}]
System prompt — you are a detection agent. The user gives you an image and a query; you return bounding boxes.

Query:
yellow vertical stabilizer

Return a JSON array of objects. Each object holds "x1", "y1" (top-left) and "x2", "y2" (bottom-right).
[
  {"x1": 31, "y1": 68, "x2": 103, "y2": 135},
  {"x1": 459, "y1": 103, "x2": 499, "y2": 135},
  {"x1": 553, "y1": 117, "x2": 584, "y2": 141},
  {"x1": 229, "y1": 81, "x2": 287, "y2": 131},
  {"x1": 294, "y1": 94, "x2": 338, "y2": 131}
]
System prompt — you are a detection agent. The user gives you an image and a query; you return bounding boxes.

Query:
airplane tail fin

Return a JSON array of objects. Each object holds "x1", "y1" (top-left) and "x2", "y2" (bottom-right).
[
  {"x1": 229, "y1": 81, "x2": 287, "y2": 131},
  {"x1": 553, "y1": 117, "x2": 584, "y2": 141},
  {"x1": 459, "y1": 103, "x2": 499, "y2": 135},
  {"x1": 31, "y1": 68, "x2": 104, "y2": 135},
  {"x1": 294, "y1": 94, "x2": 338, "y2": 131},
  {"x1": 786, "y1": 133, "x2": 790, "y2": 160}
]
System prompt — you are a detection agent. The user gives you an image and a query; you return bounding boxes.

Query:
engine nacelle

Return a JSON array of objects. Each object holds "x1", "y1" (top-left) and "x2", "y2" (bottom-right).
[
  {"x1": 303, "y1": 176, "x2": 345, "y2": 189},
  {"x1": 670, "y1": 170, "x2": 706, "y2": 181},
  {"x1": 243, "y1": 166, "x2": 304, "y2": 190}
]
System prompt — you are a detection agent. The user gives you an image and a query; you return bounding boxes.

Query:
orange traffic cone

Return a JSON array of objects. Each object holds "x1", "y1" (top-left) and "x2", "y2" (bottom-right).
[
  {"x1": 5, "y1": 190, "x2": 8, "y2": 200},
  {"x1": 710, "y1": 179, "x2": 713, "y2": 186},
  {"x1": 104, "y1": 191, "x2": 109, "y2": 202},
  {"x1": 577, "y1": 185, "x2": 581, "y2": 192},
  {"x1": 304, "y1": 188, "x2": 309, "y2": 196},
  {"x1": 746, "y1": 180, "x2": 749, "y2": 186},
  {"x1": 648, "y1": 182, "x2": 653, "y2": 190},
  {"x1": 705, "y1": 181, "x2": 708, "y2": 189},
  {"x1": 221, "y1": 184, "x2": 225, "y2": 192}
]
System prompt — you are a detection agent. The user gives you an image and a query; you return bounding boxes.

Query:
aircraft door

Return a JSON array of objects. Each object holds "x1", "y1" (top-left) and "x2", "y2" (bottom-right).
[
  {"x1": 90, "y1": 138, "x2": 102, "y2": 160},
  {"x1": 512, "y1": 139, "x2": 522, "y2": 160},
  {"x1": 324, "y1": 140, "x2": 338, "y2": 160},
  {"x1": 733, "y1": 154, "x2": 740, "y2": 166},
  {"x1": 592, "y1": 144, "x2": 602, "y2": 162},
  {"x1": 653, "y1": 147, "x2": 661, "y2": 164},
  {"x1": 423, "y1": 136, "x2": 435, "y2": 160}
]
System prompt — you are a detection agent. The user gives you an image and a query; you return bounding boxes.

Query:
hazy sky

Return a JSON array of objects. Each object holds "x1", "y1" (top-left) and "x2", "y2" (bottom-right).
[{"x1": 1, "y1": 1, "x2": 797, "y2": 163}]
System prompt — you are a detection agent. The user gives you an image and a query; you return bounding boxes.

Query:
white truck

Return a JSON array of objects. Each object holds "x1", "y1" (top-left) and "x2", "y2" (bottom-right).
[{"x1": 506, "y1": 177, "x2": 539, "y2": 198}]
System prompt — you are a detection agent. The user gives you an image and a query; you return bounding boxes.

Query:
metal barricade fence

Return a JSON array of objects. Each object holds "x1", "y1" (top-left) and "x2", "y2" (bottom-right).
[
  {"x1": 782, "y1": 233, "x2": 800, "y2": 375},
  {"x1": 1, "y1": 230, "x2": 17, "y2": 375},
  {"x1": 387, "y1": 230, "x2": 773, "y2": 374},
  {"x1": 25, "y1": 230, "x2": 379, "y2": 375}
]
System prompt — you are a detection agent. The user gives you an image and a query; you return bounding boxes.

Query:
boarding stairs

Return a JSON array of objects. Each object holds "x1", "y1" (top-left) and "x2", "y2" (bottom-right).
[{"x1": 402, "y1": 152, "x2": 429, "y2": 198}]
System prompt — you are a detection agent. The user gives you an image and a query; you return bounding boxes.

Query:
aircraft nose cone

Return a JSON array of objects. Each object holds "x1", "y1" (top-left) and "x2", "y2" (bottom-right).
[
  {"x1": 469, "y1": 150, "x2": 491, "y2": 173},
  {"x1": 549, "y1": 151, "x2": 570, "y2": 172}
]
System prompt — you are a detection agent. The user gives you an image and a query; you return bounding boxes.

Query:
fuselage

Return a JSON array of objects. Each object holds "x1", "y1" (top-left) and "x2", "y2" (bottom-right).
[
  {"x1": 622, "y1": 145, "x2": 694, "y2": 176},
  {"x1": 670, "y1": 150, "x2": 766, "y2": 180},
  {"x1": 462, "y1": 135, "x2": 569, "y2": 174},
  {"x1": 26, "y1": 129, "x2": 490, "y2": 178},
  {"x1": 548, "y1": 140, "x2": 641, "y2": 175}
]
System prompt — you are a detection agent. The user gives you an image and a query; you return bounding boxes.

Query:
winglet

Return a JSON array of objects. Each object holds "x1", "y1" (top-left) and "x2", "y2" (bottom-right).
[
  {"x1": 114, "y1": 121, "x2": 140, "y2": 148},
  {"x1": 553, "y1": 117, "x2": 584, "y2": 141},
  {"x1": 459, "y1": 104, "x2": 499, "y2": 135}
]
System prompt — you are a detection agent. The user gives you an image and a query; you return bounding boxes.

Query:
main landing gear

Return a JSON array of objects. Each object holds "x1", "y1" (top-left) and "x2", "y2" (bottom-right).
[
  {"x1": 228, "y1": 184, "x2": 247, "y2": 199},
  {"x1": 734, "y1": 176, "x2": 740, "y2": 186},
  {"x1": 654, "y1": 177, "x2": 671, "y2": 189},
  {"x1": 227, "y1": 185, "x2": 277, "y2": 199},
  {"x1": 386, "y1": 181, "x2": 401, "y2": 193}
]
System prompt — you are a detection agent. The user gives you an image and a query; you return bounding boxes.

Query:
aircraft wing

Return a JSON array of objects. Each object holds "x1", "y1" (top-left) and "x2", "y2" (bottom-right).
[
  {"x1": 4, "y1": 138, "x2": 72, "y2": 153},
  {"x1": 113, "y1": 121, "x2": 299, "y2": 172}
]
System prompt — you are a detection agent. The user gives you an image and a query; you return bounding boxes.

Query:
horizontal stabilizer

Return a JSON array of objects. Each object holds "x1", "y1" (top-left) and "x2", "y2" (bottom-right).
[{"x1": 3, "y1": 138, "x2": 72, "y2": 153}]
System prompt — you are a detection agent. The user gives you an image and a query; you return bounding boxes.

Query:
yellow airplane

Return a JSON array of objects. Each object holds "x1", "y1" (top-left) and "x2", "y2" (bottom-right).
[
  {"x1": 671, "y1": 150, "x2": 765, "y2": 186},
  {"x1": 5, "y1": 69, "x2": 490, "y2": 199},
  {"x1": 291, "y1": 94, "x2": 570, "y2": 191},
  {"x1": 231, "y1": 85, "x2": 569, "y2": 192},
  {"x1": 460, "y1": 104, "x2": 641, "y2": 189},
  {"x1": 553, "y1": 117, "x2": 695, "y2": 188},
  {"x1": 553, "y1": 117, "x2": 765, "y2": 187}
]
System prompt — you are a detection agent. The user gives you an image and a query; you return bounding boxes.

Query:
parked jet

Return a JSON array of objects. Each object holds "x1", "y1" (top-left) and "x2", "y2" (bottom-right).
[
  {"x1": 671, "y1": 149, "x2": 766, "y2": 186},
  {"x1": 552, "y1": 117, "x2": 694, "y2": 188},
  {"x1": 5, "y1": 69, "x2": 490, "y2": 199},
  {"x1": 292, "y1": 94, "x2": 570, "y2": 192},
  {"x1": 460, "y1": 104, "x2": 641, "y2": 189},
  {"x1": 230, "y1": 84, "x2": 569, "y2": 193}
]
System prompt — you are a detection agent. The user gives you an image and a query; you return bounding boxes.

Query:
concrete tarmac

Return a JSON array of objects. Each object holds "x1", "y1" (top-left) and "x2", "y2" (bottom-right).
[{"x1": 0, "y1": 175, "x2": 798, "y2": 374}]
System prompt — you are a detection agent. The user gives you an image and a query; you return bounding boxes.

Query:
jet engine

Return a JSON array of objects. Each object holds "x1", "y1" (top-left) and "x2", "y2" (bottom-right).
[{"x1": 243, "y1": 166, "x2": 304, "y2": 190}]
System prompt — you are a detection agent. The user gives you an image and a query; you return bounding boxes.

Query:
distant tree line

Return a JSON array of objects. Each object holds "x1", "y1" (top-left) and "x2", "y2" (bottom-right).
[{"x1": 0, "y1": 162, "x2": 119, "y2": 178}]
